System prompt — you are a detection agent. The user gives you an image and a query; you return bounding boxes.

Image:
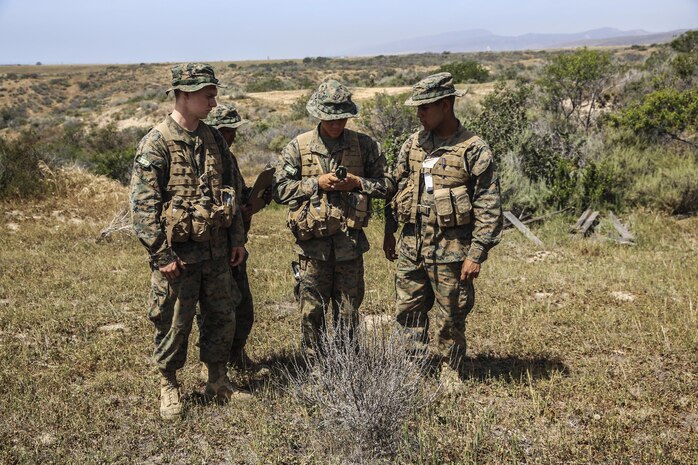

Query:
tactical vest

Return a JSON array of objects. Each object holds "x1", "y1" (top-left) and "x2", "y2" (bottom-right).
[
  {"x1": 155, "y1": 121, "x2": 234, "y2": 243},
  {"x1": 295, "y1": 129, "x2": 368, "y2": 230},
  {"x1": 154, "y1": 121, "x2": 224, "y2": 202},
  {"x1": 393, "y1": 131, "x2": 478, "y2": 227}
]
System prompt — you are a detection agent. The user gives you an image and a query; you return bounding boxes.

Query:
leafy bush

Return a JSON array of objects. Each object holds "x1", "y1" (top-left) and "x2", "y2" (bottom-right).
[
  {"x1": 498, "y1": 152, "x2": 550, "y2": 214},
  {"x1": 611, "y1": 88, "x2": 698, "y2": 147},
  {"x1": 538, "y1": 48, "x2": 614, "y2": 133},
  {"x1": 356, "y1": 92, "x2": 418, "y2": 167},
  {"x1": 0, "y1": 132, "x2": 50, "y2": 198},
  {"x1": 467, "y1": 80, "x2": 531, "y2": 158},
  {"x1": 245, "y1": 77, "x2": 291, "y2": 92},
  {"x1": 437, "y1": 60, "x2": 491, "y2": 83}
]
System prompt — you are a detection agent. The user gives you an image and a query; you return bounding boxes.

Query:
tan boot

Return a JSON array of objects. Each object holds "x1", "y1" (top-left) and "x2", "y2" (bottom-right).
[
  {"x1": 204, "y1": 363, "x2": 253, "y2": 401},
  {"x1": 159, "y1": 370, "x2": 182, "y2": 420}
]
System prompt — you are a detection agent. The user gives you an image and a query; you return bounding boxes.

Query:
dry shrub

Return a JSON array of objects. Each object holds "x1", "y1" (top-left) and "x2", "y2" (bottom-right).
[
  {"x1": 38, "y1": 161, "x2": 127, "y2": 218},
  {"x1": 283, "y1": 318, "x2": 438, "y2": 463}
]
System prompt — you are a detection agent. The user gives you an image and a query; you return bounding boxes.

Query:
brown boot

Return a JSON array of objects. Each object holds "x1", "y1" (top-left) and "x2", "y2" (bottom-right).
[
  {"x1": 203, "y1": 363, "x2": 253, "y2": 401},
  {"x1": 159, "y1": 370, "x2": 182, "y2": 420}
]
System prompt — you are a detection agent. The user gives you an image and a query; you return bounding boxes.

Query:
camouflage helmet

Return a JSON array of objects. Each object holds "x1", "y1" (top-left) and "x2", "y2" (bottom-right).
[
  {"x1": 166, "y1": 63, "x2": 227, "y2": 95},
  {"x1": 404, "y1": 72, "x2": 466, "y2": 106},
  {"x1": 306, "y1": 79, "x2": 358, "y2": 120},
  {"x1": 205, "y1": 104, "x2": 249, "y2": 129}
]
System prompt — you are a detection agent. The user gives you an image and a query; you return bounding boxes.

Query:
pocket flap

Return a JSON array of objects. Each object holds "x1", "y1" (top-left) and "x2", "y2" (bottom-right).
[
  {"x1": 433, "y1": 188, "x2": 454, "y2": 216},
  {"x1": 451, "y1": 185, "x2": 472, "y2": 214}
]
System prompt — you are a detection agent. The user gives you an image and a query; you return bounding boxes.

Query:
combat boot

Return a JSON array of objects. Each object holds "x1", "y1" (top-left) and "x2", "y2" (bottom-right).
[
  {"x1": 159, "y1": 370, "x2": 182, "y2": 420},
  {"x1": 204, "y1": 363, "x2": 253, "y2": 401}
]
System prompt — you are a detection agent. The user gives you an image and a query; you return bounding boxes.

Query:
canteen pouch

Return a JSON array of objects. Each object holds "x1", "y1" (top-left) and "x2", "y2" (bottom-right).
[
  {"x1": 344, "y1": 192, "x2": 369, "y2": 229},
  {"x1": 163, "y1": 196, "x2": 191, "y2": 244},
  {"x1": 287, "y1": 201, "x2": 315, "y2": 241},
  {"x1": 433, "y1": 187, "x2": 456, "y2": 228},
  {"x1": 190, "y1": 199, "x2": 213, "y2": 242},
  {"x1": 451, "y1": 185, "x2": 472, "y2": 225},
  {"x1": 391, "y1": 179, "x2": 414, "y2": 224},
  {"x1": 211, "y1": 186, "x2": 236, "y2": 228}
]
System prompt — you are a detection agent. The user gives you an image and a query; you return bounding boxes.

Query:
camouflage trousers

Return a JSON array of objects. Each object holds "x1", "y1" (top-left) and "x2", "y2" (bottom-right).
[
  {"x1": 394, "y1": 253, "x2": 475, "y2": 362},
  {"x1": 148, "y1": 256, "x2": 241, "y2": 371},
  {"x1": 298, "y1": 254, "x2": 365, "y2": 352}
]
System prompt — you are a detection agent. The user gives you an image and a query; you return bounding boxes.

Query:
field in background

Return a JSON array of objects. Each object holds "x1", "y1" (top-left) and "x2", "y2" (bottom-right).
[{"x1": 0, "y1": 169, "x2": 696, "y2": 464}]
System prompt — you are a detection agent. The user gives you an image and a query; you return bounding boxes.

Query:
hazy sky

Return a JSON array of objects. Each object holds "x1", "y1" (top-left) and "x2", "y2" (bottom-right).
[{"x1": 0, "y1": 0, "x2": 696, "y2": 64}]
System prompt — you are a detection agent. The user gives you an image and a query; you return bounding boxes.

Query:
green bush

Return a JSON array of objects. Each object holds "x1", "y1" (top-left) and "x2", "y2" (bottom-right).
[
  {"x1": 245, "y1": 77, "x2": 291, "y2": 93},
  {"x1": 0, "y1": 132, "x2": 50, "y2": 198},
  {"x1": 611, "y1": 88, "x2": 698, "y2": 146},
  {"x1": 437, "y1": 60, "x2": 490, "y2": 83},
  {"x1": 468, "y1": 80, "x2": 531, "y2": 158},
  {"x1": 538, "y1": 48, "x2": 613, "y2": 132},
  {"x1": 498, "y1": 152, "x2": 550, "y2": 214},
  {"x1": 356, "y1": 92, "x2": 417, "y2": 167},
  {"x1": 578, "y1": 160, "x2": 621, "y2": 209}
]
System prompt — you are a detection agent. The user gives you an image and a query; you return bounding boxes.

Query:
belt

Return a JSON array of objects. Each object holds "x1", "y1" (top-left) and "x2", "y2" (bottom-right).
[{"x1": 417, "y1": 205, "x2": 431, "y2": 215}]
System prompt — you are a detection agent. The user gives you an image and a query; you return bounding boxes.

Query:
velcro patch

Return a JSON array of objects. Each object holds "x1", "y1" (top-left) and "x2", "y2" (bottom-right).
[{"x1": 136, "y1": 155, "x2": 152, "y2": 168}]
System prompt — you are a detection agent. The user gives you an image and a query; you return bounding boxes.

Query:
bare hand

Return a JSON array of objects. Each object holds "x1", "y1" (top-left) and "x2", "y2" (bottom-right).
[
  {"x1": 159, "y1": 260, "x2": 184, "y2": 282},
  {"x1": 332, "y1": 173, "x2": 361, "y2": 191},
  {"x1": 383, "y1": 233, "x2": 398, "y2": 261},
  {"x1": 460, "y1": 259, "x2": 481, "y2": 281},
  {"x1": 318, "y1": 173, "x2": 340, "y2": 191},
  {"x1": 230, "y1": 246, "x2": 247, "y2": 267},
  {"x1": 318, "y1": 172, "x2": 361, "y2": 192}
]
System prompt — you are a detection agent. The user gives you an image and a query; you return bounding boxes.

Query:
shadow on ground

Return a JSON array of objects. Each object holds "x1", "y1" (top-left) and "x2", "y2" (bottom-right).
[{"x1": 461, "y1": 354, "x2": 569, "y2": 382}]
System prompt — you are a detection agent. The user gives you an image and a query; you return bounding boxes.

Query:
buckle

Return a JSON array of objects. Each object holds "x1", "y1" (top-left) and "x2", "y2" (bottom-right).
[{"x1": 417, "y1": 205, "x2": 431, "y2": 215}]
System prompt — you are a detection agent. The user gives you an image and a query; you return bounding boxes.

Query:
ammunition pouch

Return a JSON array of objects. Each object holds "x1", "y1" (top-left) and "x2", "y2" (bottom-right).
[
  {"x1": 286, "y1": 202, "x2": 315, "y2": 242},
  {"x1": 432, "y1": 185, "x2": 472, "y2": 228},
  {"x1": 162, "y1": 196, "x2": 192, "y2": 244},
  {"x1": 211, "y1": 186, "x2": 236, "y2": 229},
  {"x1": 287, "y1": 195, "x2": 344, "y2": 241},
  {"x1": 189, "y1": 198, "x2": 213, "y2": 242},
  {"x1": 391, "y1": 179, "x2": 415, "y2": 224},
  {"x1": 343, "y1": 192, "x2": 369, "y2": 229}
]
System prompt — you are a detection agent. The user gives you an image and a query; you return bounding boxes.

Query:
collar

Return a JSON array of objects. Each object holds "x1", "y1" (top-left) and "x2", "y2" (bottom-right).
[
  {"x1": 309, "y1": 124, "x2": 351, "y2": 156},
  {"x1": 165, "y1": 115, "x2": 201, "y2": 146},
  {"x1": 416, "y1": 120, "x2": 467, "y2": 153}
]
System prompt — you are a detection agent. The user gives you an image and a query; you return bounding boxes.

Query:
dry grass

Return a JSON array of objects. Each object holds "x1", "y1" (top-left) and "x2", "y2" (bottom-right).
[{"x1": 1, "y1": 170, "x2": 697, "y2": 464}]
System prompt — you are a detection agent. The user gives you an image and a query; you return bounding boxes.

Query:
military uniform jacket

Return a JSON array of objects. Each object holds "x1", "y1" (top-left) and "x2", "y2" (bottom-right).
[
  {"x1": 273, "y1": 125, "x2": 390, "y2": 262},
  {"x1": 130, "y1": 115, "x2": 246, "y2": 267},
  {"x1": 386, "y1": 123, "x2": 503, "y2": 264}
]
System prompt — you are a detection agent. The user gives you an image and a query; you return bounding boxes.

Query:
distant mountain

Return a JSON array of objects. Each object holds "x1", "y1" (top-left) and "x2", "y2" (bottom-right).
[{"x1": 347, "y1": 28, "x2": 690, "y2": 55}]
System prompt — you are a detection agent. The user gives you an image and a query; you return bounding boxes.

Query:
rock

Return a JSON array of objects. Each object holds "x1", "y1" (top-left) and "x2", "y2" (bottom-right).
[
  {"x1": 610, "y1": 291, "x2": 635, "y2": 302},
  {"x1": 6, "y1": 223, "x2": 19, "y2": 232},
  {"x1": 98, "y1": 323, "x2": 127, "y2": 332}
]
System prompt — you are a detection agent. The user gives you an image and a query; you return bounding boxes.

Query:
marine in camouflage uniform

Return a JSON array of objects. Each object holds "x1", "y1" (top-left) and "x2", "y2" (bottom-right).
[
  {"x1": 384, "y1": 72, "x2": 503, "y2": 373},
  {"x1": 130, "y1": 63, "x2": 250, "y2": 420},
  {"x1": 272, "y1": 80, "x2": 390, "y2": 355},
  {"x1": 204, "y1": 104, "x2": 271, "y2": 372}
]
